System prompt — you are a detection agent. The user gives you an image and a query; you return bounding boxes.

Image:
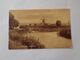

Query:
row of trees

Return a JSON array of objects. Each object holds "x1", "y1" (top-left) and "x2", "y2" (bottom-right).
[{"x1": 9, "y1": 12, "x2": 62, "y2": 30}]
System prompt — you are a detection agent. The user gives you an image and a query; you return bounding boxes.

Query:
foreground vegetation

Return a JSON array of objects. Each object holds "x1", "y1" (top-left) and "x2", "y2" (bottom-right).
[{"x1": 9, "y1": 30, "x2": 45, "y2": 49}]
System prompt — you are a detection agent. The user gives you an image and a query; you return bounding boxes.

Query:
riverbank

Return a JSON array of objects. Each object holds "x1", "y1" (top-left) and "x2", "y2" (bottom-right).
[
  {"x1": 9, "y1": 30, "x2": 72, "y2": 49},
  {"x1": 26, "y1": 32, "x2": 72, "y2": 48}
]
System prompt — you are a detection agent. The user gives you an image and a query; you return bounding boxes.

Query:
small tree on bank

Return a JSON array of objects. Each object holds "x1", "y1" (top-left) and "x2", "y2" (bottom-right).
[{"x1": 56, "y1": 20, "x2": 62, "y2": 28}]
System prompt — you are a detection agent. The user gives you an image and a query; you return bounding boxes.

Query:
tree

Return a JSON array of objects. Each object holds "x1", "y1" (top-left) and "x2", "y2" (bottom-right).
[
  {"x1": 56, "y1": 20, "x2": 62, "y2": 28},
  {"x1": 9, "y1": 12, "x2": 19, "y2": 29}
]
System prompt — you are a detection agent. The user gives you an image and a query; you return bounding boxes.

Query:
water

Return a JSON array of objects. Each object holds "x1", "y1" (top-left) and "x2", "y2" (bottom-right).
[{"x1": 27, "y1": 32, "x2": 72, "y2": 48}]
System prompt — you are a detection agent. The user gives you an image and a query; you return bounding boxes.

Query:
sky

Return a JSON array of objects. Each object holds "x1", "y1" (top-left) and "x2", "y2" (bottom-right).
[{"x1": 10, "y1": 9, "x2": 71, "y2": 25}]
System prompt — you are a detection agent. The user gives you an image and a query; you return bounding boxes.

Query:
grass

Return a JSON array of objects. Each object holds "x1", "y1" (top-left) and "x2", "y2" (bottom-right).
[{"x1": 9, "y1": 30, "x2": 45, "y2": 49}]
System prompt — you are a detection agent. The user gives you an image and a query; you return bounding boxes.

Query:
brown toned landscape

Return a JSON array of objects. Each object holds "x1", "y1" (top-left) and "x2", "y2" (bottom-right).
[{"x1": 9, "y1": 9, "x2": 72, "y2": 49}]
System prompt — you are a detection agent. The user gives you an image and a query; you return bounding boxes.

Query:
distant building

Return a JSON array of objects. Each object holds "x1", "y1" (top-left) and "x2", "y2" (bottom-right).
[{"x1": 19, "y1": 17, "x2": 58, "y2": 32}]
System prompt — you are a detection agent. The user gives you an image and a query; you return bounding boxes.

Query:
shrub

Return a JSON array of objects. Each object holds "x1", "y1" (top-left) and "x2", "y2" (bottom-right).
[{"x1": 59, "y1": 28, "x2": 71, "y2": 39}]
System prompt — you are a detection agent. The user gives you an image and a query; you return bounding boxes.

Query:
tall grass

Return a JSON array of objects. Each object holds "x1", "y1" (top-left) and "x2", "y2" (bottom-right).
[{"x1": 9, "y1": 30, "x2": 45, "y2": 49}]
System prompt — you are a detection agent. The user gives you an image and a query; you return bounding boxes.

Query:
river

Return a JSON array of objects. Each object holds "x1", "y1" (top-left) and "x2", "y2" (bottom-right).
[{"x1": 26, "y1": 32, "x2": 72, "y2": 48}]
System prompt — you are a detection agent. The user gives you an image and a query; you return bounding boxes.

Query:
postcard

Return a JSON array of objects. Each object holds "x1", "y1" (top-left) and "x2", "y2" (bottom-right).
[{"x1": 9, "y1": 9, "x2": 72, "y2": 49}]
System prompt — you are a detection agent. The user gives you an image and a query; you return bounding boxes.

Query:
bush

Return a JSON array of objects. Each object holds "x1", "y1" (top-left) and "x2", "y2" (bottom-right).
[
  {"x1": 22, "y1": 36, "x2": 45, "y2": 49},
  {"x1": 59, "y1": 28, "x2": 71, "y2": 39}
]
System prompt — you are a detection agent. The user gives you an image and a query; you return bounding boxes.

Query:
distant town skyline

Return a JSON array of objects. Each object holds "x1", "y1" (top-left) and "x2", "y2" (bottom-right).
[{"x1": 10, "y1": 9, "x2": 71, "y2": 25}]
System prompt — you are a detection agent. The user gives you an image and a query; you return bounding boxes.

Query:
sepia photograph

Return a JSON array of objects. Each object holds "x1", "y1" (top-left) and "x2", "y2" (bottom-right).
[{"x1": 9, "y1": 9, "x2": 72, "y2": 49}]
